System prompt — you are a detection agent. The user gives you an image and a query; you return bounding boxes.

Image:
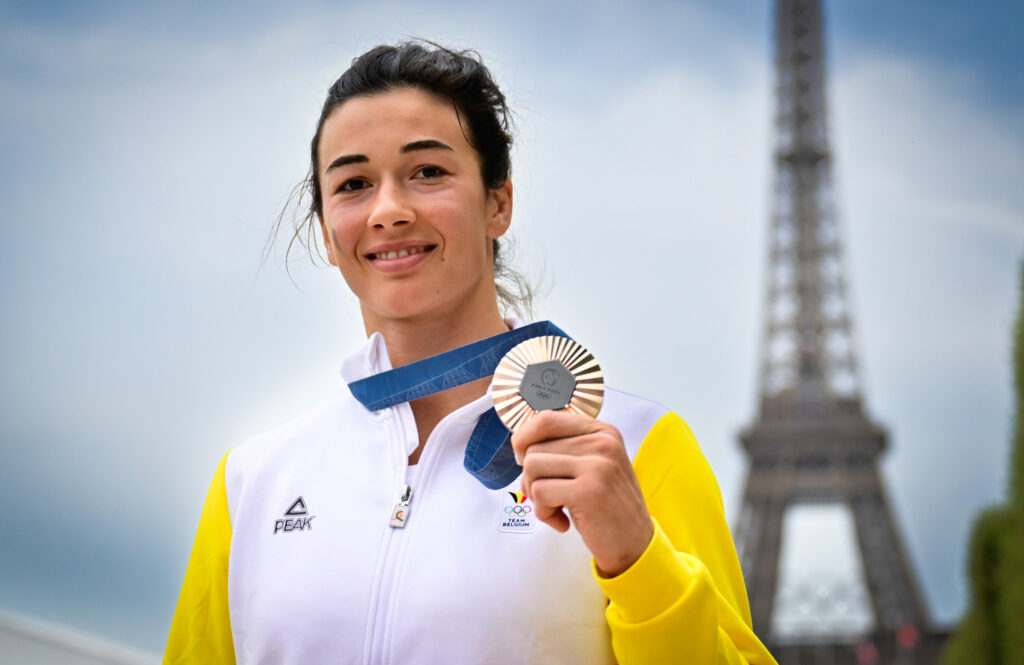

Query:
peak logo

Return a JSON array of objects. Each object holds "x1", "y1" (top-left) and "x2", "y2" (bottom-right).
[
  {"x1": 498, "y1": 488, "x2": 536, "y2": 534},
  {"x1": 273, "y1": 496, "x2": 316, "y2": 535}
]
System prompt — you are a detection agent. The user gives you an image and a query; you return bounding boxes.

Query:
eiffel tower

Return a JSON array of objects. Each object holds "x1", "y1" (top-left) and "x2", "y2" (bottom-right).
[{"x1": 735, "y1": 1, "x2": 947, "y2": 662}]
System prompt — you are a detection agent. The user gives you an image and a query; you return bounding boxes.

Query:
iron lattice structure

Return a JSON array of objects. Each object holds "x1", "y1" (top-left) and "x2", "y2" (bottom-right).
[{"x1": 734, "y1": 1, "x2": 946, "y2": 662}]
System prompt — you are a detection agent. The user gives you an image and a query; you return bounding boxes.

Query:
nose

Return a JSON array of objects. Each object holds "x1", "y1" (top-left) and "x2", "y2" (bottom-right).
[{"x1": 367, "y1": 178, "x2": 414, "y2": 230}]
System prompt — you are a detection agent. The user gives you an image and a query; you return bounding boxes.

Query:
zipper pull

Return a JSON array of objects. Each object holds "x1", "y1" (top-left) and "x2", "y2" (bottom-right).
[{"x1": 389, "y1": 484, "x2": 413, "y2": 528}]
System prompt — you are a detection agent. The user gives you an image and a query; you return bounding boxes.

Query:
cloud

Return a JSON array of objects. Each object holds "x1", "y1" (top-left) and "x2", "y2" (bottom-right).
[
  {"x1": 1, "y1": 0, "x2": 1021, "y2": 646},
  {"x1": 832, "y1": 54, "x2": 1023, "y2": 622}
]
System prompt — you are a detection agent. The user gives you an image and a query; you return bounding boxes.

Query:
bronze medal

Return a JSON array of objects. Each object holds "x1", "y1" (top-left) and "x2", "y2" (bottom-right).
[{"x1": 490, "y1": 335, "x2": 604, "y2": 432}]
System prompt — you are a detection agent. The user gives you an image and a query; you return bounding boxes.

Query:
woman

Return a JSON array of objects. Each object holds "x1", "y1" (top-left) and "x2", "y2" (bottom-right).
[{"x1": 165, "y1": 42, "x2": 776, "y2": 665}]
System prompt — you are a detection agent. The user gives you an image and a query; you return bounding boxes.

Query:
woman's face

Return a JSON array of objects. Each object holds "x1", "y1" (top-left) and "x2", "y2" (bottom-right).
[{"x1": 317, "y1": 87, "x2": 512, "y2": 328}]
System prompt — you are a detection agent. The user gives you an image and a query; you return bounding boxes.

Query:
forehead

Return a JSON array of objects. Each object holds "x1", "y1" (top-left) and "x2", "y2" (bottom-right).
[{"x1": 318, "y1": 87, "x2": 473, "y2": 169}]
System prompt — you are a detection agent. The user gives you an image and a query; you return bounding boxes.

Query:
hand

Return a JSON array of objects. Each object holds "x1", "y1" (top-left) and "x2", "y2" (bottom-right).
[{"x1": 511, "y1": 410, "x2": 655, "y2": 577}]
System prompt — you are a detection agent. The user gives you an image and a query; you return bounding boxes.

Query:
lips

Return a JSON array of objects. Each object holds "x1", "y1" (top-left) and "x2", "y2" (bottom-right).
[
  {"x1": 365, "y1": 243, "x2": 436, "y2": 273},
  {"x1": 366, "y1": 245, "x2": 433, "y2": 260}
]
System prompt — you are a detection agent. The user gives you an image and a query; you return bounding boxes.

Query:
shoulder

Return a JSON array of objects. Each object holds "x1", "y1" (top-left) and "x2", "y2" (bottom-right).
[
  {"x1": 223, "y1": 388, "x2": 368, "y2": 493},
  {"x1": 230, "y1": 389, "x2": 348, "y2": 452},
  {"x1": 599, "y1": 387, "x2": 688, "y2": 461},
  {"x1": 600, "y1": 388, "x2": 711, "y2": 494}
]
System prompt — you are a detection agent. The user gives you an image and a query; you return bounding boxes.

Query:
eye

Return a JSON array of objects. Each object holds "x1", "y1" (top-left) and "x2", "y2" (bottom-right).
[
  {"x1": 414, "y1": 165, "x2": 448, "y2": 180},
  {"x1": 337, "y1": 178, "x2": 369, "y2": 193}
]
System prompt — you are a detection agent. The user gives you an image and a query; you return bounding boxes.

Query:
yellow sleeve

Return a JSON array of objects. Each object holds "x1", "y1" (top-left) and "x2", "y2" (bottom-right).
[
  {"x1": 164, "y1": 452, "x2": 236, "y2": 665},
  {"x1": 593, "y1": 413, "x2": 777, "y2": 665}
]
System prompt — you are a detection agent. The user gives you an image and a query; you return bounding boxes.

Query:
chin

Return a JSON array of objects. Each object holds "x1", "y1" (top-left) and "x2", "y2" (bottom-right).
[
  {"x1": 358, "y1": 277, "x2": 487, "y2": 324},
  {"x1": 363, "y1": 293, "x2": 447, "y2": 322}
]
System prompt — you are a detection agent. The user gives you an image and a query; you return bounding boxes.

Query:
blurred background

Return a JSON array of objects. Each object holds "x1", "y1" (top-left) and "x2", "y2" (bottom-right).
[{"x1": 1, "y1": 0, "x2": 1021, "y2": 660}]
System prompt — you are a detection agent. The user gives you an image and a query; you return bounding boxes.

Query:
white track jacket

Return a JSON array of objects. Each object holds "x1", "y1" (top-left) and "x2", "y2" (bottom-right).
[{"x1": 165, "y1": 330, "x2": 776, "y2": 665}]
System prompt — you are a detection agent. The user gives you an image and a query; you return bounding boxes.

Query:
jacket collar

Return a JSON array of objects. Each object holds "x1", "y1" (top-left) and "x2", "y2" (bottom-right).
[{"x1": 339, "y1": 331, "x2": 392, "y2": 385}]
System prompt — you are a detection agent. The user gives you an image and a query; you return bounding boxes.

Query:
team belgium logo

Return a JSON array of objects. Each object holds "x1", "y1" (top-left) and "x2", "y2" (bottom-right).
[
  {"x1": 498, "y1": 489, "x2": 536, "y2": 533},
  {"x1": 505, "y1": 490, "x2": 532, "y2": 516}
]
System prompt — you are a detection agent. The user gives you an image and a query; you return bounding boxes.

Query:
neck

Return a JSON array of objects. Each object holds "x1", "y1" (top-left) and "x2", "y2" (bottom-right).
[
  {"x1": 362, "y1": 301, "x2": 511, "y2": 369},
  {"x1": 360, "y1": 295, "x2": 513, "y2": 465}
]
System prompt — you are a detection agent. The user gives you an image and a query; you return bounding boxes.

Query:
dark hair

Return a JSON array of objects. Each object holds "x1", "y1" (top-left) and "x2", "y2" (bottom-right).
[{"x1": 272, "y1": 41, "x2": 533, "y2": 316}]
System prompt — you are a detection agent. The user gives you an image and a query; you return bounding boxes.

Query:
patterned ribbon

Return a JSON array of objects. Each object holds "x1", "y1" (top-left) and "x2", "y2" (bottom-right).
[{"x1": 348, "y1": 321, "x2": 570, "y2": 489}]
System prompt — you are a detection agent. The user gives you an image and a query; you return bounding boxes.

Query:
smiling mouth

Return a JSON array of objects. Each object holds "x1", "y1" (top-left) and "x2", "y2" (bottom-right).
[{"x1": 366, "y1": 245, "x2": 435, "y2": 260}]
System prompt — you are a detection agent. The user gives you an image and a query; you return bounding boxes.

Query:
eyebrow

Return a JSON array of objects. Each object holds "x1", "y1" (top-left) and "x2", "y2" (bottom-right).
[
  {"x1": 400, "y1": 139, "x2": 454, "y2": 154},
  {"x1": 324, "y1": 153, "x2": 368, "y2": 175},
  {"x1": 323, "y1": 140, "x2": 454, "y2": 176}
]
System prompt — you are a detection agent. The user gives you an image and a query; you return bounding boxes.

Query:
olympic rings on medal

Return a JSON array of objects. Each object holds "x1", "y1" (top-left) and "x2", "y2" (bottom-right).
[{"x1": 504, "y1": 504, "x2": 533, "y2": 515}]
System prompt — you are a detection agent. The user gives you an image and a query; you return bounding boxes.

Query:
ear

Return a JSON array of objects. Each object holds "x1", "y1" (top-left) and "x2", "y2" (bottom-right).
[
  {"x1": 485, "y1": 179, "x2": 514, "y2": 240},
  {"x1": 318, "y1": 214, "x2": 339, "y2": 267}
]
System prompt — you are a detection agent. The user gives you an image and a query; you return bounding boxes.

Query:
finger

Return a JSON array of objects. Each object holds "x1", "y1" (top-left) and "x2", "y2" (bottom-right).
[
  {"x1": 517, "y1": 431, "x2": 608, "y2": 459},
  {"x1": 528, "y1": 477, "x2": 574, "y2": 533},
  {"x1": 521, "y1": 451, "x2": 580, "y2": 481},
  {"x1": 511, "y1": 410, "x2": 602, "y2": 461},
  {"x1": 521, "y1": 451, "x2": 580, "y2": 502}
]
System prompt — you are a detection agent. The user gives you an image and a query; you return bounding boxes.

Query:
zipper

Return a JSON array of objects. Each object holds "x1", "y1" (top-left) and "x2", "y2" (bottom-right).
[
  {"x1": 363, "y1": 402, "x2": 481, "y2": 665},
  {"x1": 388, "y1": 485, "x2": 413, "y2": 528},
  {"x1": 360, "y1": 408, "x2": 411, "y2": 665}
]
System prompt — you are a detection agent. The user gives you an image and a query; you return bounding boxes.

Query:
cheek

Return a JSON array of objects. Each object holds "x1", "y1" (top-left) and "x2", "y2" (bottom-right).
[
  {"x1": 323, "y1": 211, "x2": 363, "y2": 258},
  {"x1": 431, "y1": 196, "x2": 491, "y2": 254}
]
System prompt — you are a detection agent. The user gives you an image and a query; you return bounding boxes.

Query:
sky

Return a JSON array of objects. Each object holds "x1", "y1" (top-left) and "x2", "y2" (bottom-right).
[{"x1": 1, "y1": 0, "x2": 1022, "y2": 654}]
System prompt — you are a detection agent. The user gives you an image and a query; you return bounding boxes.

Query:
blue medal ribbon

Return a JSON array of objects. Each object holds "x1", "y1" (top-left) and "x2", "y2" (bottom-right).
[{"x1": 347, "y1": 321, "x2": 570, "y2": 489}]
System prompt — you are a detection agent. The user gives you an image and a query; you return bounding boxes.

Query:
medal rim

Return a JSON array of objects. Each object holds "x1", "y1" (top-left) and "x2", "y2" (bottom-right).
[{"x1": 490, "y1": 335, "x2": 604, "y2": 432}]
